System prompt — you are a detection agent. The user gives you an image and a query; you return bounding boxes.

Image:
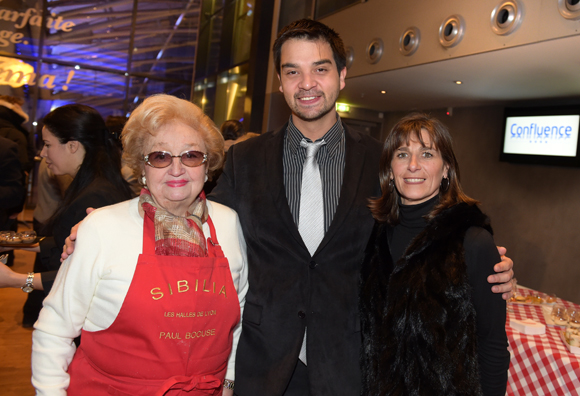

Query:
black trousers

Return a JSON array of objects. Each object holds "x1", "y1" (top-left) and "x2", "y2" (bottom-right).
[
  {"x1": 234, "y1": 359, "x2": 309, "y2": 396},
  {"x1": 283, "y1": 360, "x2": 309, "y2": 396}
]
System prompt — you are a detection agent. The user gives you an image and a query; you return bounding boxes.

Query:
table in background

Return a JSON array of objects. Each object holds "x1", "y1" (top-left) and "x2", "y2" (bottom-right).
[{"x1": 506, "y1": 286, "x2": 580, "y2": 395}]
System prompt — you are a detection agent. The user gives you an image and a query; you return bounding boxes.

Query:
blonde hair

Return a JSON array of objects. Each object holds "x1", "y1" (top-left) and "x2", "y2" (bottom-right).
[{"x1": 122, "y1": 94, "x2": 224, "y2": 181}]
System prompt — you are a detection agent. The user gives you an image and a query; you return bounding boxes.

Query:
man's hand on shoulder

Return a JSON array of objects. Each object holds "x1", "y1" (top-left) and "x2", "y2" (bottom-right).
[
  {"x1": 487, "y1": 246, "x2": 514, "y2": 300},
  {"x1": 60, "y1": 207, "x2": 95, "y2": 262}
]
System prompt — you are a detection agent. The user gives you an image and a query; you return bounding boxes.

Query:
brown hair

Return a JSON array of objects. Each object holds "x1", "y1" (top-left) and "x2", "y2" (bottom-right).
[
  {"x1": 369, "y1": 113, "x2": 477, "y2": 225},
  {"x1": 273, "y1": 19, "x2": 346, "y2": 76},
  {"x1": 122, "y1": 94, "x2": 224, "y2": 182}
]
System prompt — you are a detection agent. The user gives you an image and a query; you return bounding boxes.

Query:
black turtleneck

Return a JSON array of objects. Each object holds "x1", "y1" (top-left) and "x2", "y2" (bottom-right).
[
  {"x1": 389, "y1": 194, "x2": 438, "y2": 262},
  {"x1": 387, "y1": 195, "x2": 509, "y2": 396}
]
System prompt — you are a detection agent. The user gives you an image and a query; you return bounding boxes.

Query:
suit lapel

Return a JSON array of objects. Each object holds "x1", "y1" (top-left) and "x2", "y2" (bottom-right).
[
  {"x1": 263, "y1": 124, "x2": 306, "y2": 248},
  {"x1": 316, "y1": 125, "x2": 367, "y2": 253}
]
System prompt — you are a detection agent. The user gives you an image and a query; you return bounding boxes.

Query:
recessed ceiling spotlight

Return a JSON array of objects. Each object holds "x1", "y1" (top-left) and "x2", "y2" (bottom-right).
[
  {"x1": 381, "y1": 90, "x2": 386, "y2": 94},
  {"x1": 454, "y1": 80, "x2": 463, "y2": 85}
]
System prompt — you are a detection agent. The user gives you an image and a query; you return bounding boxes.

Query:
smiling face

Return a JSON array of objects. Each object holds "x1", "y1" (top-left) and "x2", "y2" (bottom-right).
[
  {"x1": 143, "y1": 121, "x2": 208, "y2": 216},
  {"x1": 390, "y1": 129, "x2": 449, "y2": 205},
  {"x1": 40, "y1": 126, "x2": 84, "y2": 177},
  {"x1": 278, "y1": 38, "x2": 346, "y2": 139}
]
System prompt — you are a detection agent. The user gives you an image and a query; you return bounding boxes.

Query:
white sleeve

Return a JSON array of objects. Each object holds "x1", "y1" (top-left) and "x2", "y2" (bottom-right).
[
  {"x1": 225, "y1": 211, "x2": 248, "y2": 381},
  {"x1": 31, "y1": 216, "x2": 105, "y2": 395}
]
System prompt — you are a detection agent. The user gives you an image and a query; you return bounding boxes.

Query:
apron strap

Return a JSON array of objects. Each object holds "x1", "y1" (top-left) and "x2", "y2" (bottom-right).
[
  {"x1": 143, "y1": 213, "x2": 156, "y2": 255},
  {"x1": 206, "y1": 216, "x2": 225, "y2": 258}
]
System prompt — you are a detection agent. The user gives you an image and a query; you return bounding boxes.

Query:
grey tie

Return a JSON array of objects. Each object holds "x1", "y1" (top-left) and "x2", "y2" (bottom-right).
[
  {"x1": 298, "y1": 139, "x2": 325, "y2": 365},
  {"x1": 298, "y1": 139, "x2": 326, "y2": 255}
]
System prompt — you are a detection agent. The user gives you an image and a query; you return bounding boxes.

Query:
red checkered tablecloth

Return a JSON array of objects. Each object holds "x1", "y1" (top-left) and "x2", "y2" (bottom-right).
[{"x1": 506, "y1": 287, "x2": 580, "y2": 395}]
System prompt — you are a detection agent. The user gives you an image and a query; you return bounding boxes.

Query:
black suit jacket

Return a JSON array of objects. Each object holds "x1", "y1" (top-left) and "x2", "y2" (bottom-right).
[{"x1": 210, "y1": 123, "x2": 381, "y2": 395}]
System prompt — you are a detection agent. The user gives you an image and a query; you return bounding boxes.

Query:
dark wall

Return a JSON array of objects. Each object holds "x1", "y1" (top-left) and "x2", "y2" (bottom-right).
[{"x1": 382, "y1": 106, "x2": 580, "y2": 304}]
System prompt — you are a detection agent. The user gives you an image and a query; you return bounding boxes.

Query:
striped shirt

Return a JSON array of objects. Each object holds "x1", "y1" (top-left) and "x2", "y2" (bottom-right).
[{"x1": 283, "y1": 115, "x2": 346, "y2": 233}]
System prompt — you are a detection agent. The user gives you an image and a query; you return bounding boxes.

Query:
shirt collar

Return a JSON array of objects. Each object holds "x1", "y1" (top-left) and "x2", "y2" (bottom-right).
[{"x1": 286, "y1": 115, "x2": 344, "y2": 157}]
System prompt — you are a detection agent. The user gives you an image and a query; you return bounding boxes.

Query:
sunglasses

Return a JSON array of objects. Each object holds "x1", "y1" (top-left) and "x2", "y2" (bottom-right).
[{"x1": 144, "y1": 150, "x2": 208, "y2": 168}]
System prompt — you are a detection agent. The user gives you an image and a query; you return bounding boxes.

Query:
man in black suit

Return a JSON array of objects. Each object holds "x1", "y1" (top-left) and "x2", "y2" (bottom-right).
[{"x1": 210, "y1": 19, "x2": 513, "y2": 396}]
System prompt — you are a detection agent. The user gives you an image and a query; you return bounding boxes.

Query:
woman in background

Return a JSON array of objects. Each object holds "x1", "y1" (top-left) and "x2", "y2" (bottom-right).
[
  {"x1": 0, "y1": 104, "x2": 133, "y2": 294},
  {"x1": 360, "y1": 113, "x2": 510, "y2": 396}
]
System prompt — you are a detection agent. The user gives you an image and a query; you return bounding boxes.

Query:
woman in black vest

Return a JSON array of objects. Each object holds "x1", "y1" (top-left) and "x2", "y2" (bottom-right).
[{"x1": 360, "y1": 113, "x2": 510, "y2": 396}]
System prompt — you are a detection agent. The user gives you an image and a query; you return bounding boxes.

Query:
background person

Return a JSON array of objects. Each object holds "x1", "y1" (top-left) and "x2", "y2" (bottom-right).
[
  {"x1": 360, "y1": 113, "x2": 510, "y2": 396},
  {"x1": 0, "y1": 136, "x2": 25, "y2": 234},
  {"x1": 221, "y1": 119, "x2": 244, "y2": 152},
  {"x1": 0, "y1": 95, "x2": 33, "y2": 173},
  {"x1": 0, "y1": 104, "x2": 133, "y2": 295},
  {"x1": 32, "y1": 94, "x2": 248, "y2": 396},
  {"x1": 21, "y1": 158, "x2": 72, "y2": 328},
  {"x1": 0, "y1": 95, "x2": 33, "y2": 267},
  {"x1": 106, "y1": 115, "x2": 141, "y2": 196}
]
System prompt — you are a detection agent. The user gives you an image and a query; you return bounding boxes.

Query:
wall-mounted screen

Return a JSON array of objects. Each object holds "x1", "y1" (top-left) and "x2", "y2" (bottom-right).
[{"x1": 500, "y1": 106, "x2": 580, "y2": 167}]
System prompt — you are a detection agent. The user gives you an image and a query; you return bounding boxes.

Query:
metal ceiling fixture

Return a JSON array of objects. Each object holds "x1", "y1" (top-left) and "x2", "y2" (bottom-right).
[
  {"x1": 558, "y1": 0, "x2": 580, "y2": 20},
  {"x1": 345, "y1": 46, "x2": 354, "y2": 69},
  {"x1": 366, "y1": 38, "x2": 383, "y2": 64},
  {"x1": 399, "y1": 27, "x2": 420, "y2": 56},
  {"x1": 490, "y1": 1, "x2": 524, "y2": 35},
  {"x1": 439, "y1": 15, "x2": 465, "y2": 48}
]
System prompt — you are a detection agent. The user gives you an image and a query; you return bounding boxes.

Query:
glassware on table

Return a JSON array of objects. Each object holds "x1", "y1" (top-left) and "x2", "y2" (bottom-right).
[
  {"x1": 509, "y1": 278, "x2": 521, "y2": 302},
  {"x1": 565, "y1": 311, "x2": 580, "y2": 347},
  {"x1": 546, "y1": 293, "x2": 558, "y2": 304},
  {"x1": 551, "y1": 305, "x2": 569, "y2": 326}
]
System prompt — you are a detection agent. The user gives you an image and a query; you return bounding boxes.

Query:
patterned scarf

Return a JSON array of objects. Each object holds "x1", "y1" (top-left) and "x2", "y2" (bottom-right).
[{"x1": 139, "y1": 188, "x2": 208, "y2": 257}]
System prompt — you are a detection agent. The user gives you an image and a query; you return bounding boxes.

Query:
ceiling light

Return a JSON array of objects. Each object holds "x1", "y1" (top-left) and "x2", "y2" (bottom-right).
[
  {"x1": 454, "y1": 80, "x2": 462, "y2": 85},
  {"x1": 381, "y1": 90, "x2": 386, "y2": 94}
]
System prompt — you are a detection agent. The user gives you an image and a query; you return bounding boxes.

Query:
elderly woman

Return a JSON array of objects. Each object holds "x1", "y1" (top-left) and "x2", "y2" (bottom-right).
[
  {"x1": 32, "y1": 94, "x2": 248, "y2": 396},
  {"x1": 360, "y1": 113, "x2": 510, "y2": 396}
]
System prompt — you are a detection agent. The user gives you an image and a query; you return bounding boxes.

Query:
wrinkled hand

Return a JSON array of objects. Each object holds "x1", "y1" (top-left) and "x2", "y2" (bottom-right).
[
  {"x1": 487, "y1": 246, "x2": 514, "y2": 300},
  {"x1": 60, "y1": 207, "x2": 94, "y2": 262}
]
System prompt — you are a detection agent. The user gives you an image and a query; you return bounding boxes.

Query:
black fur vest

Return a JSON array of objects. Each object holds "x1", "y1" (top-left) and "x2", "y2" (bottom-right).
[{"x1": 360, "y1": 203, "x2": 492, "y2": 396}]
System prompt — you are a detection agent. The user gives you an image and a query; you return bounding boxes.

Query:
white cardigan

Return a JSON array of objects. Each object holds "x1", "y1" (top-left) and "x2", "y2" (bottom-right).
[{"x1": 31, "y1": 198, "x2": 248, "y2": 395}]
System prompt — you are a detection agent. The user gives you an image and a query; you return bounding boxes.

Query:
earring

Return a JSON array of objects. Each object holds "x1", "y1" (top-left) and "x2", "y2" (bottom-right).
[
  {"x1": 141, "y1": 175, "x2": 146, "y2": 186},
  {"x1": 204, "y1": 174, "x2": 208, "y2": 183},
  {"x1": 388, "y1": 178, "x2": 394, "y2": 192},
  {"x1": 440, "y1": 177, "x2": 449, "y2": 192}
]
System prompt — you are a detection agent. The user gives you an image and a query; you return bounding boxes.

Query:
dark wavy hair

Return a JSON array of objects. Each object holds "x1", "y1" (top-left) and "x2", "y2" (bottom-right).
[
  {"x1": 220, "y1": 119, "x2": 244, "y2": 141},
  {"x1": 369, "y1": 113, "x2": 478, "y2": 225},
  {"x1": 273, "y1": 18, "x2": 347, "y2": 76},
  {"x1": 43, "y1": 104, "x2": 132, "y2": 225}
]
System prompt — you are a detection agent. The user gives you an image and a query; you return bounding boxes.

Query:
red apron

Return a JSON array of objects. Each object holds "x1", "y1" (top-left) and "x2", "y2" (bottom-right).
[{"x1": 66, "y1": 214, "x2": 240, "y2": 396}]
